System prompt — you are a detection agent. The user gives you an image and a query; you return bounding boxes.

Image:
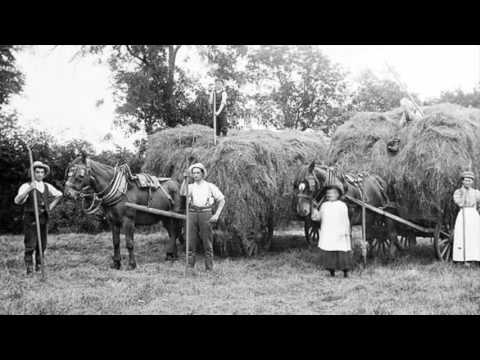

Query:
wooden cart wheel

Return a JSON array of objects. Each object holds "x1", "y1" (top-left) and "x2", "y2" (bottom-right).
[
  {"x1": 368, "y1": 237, "x2": 393, "y2": 258},
  {"x1": 241, "y1": 232, "x2": 259, "y2": 257},
  {"x1": 433, "y1": 223, "x2": 453, "y2": 261},
  {"x1": 398, "y1": 233, "x2": 416, "y2": 250},
  {"x1": 261, "y1": 223, "x2": 274, "y2": 252},
  {"x1": 304, "y1": 219, "x2": 320, "y2": 248}
]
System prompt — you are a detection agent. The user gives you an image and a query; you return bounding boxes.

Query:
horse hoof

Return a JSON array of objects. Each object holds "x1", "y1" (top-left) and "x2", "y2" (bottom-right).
[
  {"x1": 110, "y1": 261, "x2": 121, "y2": 270},
  {"x1": 127, "y1": 263, "x2": 137, "y2": 270}
]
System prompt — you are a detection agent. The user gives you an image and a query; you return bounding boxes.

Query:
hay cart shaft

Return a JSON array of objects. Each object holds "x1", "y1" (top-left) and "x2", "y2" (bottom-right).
[
  {"x1": 344, "y1": 195, "x2": 453, "y2": 261},
  {"x1": 124, "y1": 202, "x2": 186, "y2": 220}
]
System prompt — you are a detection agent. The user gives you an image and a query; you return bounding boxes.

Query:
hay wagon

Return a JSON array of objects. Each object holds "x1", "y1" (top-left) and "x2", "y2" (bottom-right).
[{"x1": 303, "y1": 195, "x2": 454, "y2": 261}]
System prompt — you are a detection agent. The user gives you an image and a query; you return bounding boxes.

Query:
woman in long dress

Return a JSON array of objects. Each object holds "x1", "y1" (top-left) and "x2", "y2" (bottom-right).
[
  {"x1": 317, "y1": 184, "x2": 354, "y2": 277},
  {"x1": 452, "y1": 170, "x2": 480, "y2": 264}
]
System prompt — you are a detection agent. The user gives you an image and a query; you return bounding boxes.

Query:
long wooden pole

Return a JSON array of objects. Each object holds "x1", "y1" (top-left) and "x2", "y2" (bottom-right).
[
  {"x1": 385, "y1": 62, "x2": 424, "y2": 117},
  {"x1": 26, "y1": 145, "x2": 46, "y2": 280},
  {"x1": 184, "y1": 174, "x2": 190, "y2": 276},
  {"x1": 344, "y1": 195, "x2": 449, "y2": 238},
  {"x1": 213, "y1": 88, "x2": 217, "y2": 146},
  {"x1": 361, "y1": 204, "x2": 367, "y2": 265},
  {"x1": 463, "y1": 193, "x2": 467, "y2": 264},
  {"x1": 124, "y1": 202, "x2": 186, "y2": 220}
]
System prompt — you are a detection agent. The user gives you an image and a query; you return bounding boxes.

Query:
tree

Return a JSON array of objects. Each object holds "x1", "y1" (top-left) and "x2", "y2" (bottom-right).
[
  {"x1": 246, "y1": 45, "x2": 348, "y2": 132},
  {"x1": 84, "y1": 45, "x2": 185, "y2": 135},
  {"x1": 428, "y1": 88, "x2": 480, "y2": 108},
  {"x1": 0, "y1": 45, "x2": 24, "y2": 109},
  {"x1": 350, "y1": 69, "x2": 417, "y2": 112}
]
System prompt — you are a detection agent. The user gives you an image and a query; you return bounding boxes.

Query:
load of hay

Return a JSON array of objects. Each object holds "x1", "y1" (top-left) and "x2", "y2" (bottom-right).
[
  {"x1": 143, "y1": 124, "x2": 329, "y2": 256},
  {"x1": 328, "y1": 103, "x2": 480, "y2": 226}
]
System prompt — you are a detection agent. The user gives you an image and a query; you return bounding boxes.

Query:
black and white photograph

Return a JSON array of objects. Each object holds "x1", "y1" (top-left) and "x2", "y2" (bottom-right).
[{"x1": 2, "y1": 44, "x2": 480, "y2": 315}]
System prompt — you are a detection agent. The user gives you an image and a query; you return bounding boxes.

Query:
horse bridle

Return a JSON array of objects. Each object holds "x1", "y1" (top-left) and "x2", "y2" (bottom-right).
[{"x1": 65, "y1": 160, "x2": 118, "y2": 214}]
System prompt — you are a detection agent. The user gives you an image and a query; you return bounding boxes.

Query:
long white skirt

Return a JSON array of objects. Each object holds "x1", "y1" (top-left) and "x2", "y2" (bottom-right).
[{"x1": 453, "y1": 207, "x2": 480, "y2": 262}]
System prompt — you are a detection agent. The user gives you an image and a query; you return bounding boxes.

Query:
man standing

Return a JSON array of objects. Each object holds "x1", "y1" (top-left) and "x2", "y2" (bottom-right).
[
  {"x1": 399, "y1": 97, "x2": 422, "y2": 127},
  {"x1": 14, "y1": 161, "x2": 62, "y2": 275},
  {"x1": 180, "y1": 163, "x2": 225, "y2": 271},
  {"x1": 209, "y1": 79, "x2": 228, "y2": 136}
]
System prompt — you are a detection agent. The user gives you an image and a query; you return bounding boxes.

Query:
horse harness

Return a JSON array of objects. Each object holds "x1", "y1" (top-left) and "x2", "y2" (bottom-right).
[
  {"x1": 306, "y1": 166, "x2": 370, "y2": 210},
  {"x1": 67, "y1": 161, "x2": 173, "y2": 215}
]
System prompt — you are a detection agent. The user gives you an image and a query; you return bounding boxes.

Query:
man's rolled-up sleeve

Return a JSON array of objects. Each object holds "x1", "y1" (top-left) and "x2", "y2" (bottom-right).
[
  {"x1": 210, "y1": 184, "x2": 225, "y2": 202},
  {"x1": 47, "y1": 183, "x2": 63, "y2": 197}
]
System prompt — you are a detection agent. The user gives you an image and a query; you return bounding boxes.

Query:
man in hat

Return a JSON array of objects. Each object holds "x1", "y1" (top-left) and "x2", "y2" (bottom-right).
[
  {"x1": 399, "y1": 97, "x2": 422, "y2": 127},
  {"x1": 180, "y1": 163, "x2": 225, "y2": 271},
  {"x1": 14, "y1": 161, "x2": 62, "y2": 274},
  {"x1": 452, "y1": 170, "x2": 480, "y2": 265},
  {"x1": 209, "y1": 79, "x2": 229, "y2": 137}
]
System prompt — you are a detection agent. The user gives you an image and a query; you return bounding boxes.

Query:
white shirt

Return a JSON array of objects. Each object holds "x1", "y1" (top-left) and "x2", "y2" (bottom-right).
[
  {"x1": 14, "y1": 181, "x2": 62, "y2": 205},
  {"x1": 186, "y1": 180, "x2": 224, "y2": 207},
  {"x1": 318, "y1": 200, "x2": 352, "y2": 252}
]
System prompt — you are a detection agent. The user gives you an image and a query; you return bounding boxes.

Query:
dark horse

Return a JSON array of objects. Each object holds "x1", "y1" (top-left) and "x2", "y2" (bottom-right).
[
  {"x1": 293, "y1": 161, "x2": 400, "y2": 259},
  {"x1": 64, "y1": 154, "x2": 184, "y2": 270}
]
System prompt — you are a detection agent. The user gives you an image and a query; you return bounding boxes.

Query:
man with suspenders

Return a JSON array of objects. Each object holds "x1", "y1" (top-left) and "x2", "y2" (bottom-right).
[
  {"x1": 180, "y1": 163, "x2": 225, "y2": 271},
  {"x1": 14, "y1": 161, "x2": 62, "y2": 275}
]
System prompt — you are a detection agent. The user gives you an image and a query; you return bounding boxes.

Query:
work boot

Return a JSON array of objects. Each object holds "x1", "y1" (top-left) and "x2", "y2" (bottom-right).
[
  {"x1": 328, "y1": 269, "x2": 335, "y2": 277},
  {"x1": 187, "y1": 253, "x2": 196, "y2": 268},
  {"x1": 205, "y1": 257, "x2": 213, "y2": 271},
  {"x1": 165, "y1": 253, "x2": 178, "y2": 262},
  {"x1": 25, "y1": 254, "x2": 33, "y2": 275},
  {"x1": 26, "y1": 264, "x2": 33, "y2": 275}
]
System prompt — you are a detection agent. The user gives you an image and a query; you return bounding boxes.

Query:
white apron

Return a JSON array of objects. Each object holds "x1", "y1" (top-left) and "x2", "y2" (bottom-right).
[
  {"x1": 453, "y1": 207, "x2": 480, "y2": 262},
  {"x1": 317, "y1": 200, "x2": 351, "y2": 252}
]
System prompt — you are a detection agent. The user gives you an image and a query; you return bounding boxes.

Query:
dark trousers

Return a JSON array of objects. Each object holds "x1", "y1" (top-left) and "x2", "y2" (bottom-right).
[
  {"x1": 187, "y1": 210, "x2": 214, "y2": 269},
  {"x1": 215, "y1": 112, "x2": 228, "y2": 137},
  {"x1": 24, "y1": 219, "x2": 48, "y2": 267}
]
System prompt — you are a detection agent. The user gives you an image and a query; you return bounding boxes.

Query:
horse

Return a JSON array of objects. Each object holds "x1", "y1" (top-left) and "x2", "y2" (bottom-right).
[
  {"x1": 64, "y1": 154, "x2": 184, "y2": 270},
  {"x1": 293, "y1": 161, "x2": 400, "y2": 259}
]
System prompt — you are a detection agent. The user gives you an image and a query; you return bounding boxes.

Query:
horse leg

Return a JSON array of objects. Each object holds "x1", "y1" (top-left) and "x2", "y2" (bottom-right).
[
  {"x1": 124, "y1": 218, "x2": 137, "y2": 270},
  {"x1": 111, "y1": 224, "x2": 121, "y2": 270},
  {"x1": 165, "y1": 218, "x2": 178, "y2": 261}
]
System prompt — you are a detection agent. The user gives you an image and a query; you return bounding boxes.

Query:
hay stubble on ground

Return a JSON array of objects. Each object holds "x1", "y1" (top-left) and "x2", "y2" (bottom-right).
[{"x1": 1, "y1": 227, "x2": 480, "y2": 315}]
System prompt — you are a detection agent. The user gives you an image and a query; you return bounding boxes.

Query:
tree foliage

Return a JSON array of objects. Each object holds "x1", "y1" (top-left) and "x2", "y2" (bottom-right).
[
  {"x1": 0, "y1": 45, "x2": 24, "y2": 109},
  {"x1": 350, "y1": 69, "x2": 417, "y2": 112},
  {"x1": 428, "y1": 87, "x2": 480, "y2": 108},
  {"x1": 246, "y1": 45, "x2": 348, "y2": 132}
]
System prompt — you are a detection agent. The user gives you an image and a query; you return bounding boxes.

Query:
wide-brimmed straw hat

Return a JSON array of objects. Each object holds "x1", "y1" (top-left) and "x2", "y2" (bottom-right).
[
  {"x1": 188, "y1": 163, "x2": 207, "y2": 177},
  {"x1": 461, "y1": 170, "x2": 475, "y2": 180},
  {"x1": 32, "y1": 161, "x2": 50, "y2": 176},
  {"x1": 325, "y1": 183, "x2": 344, "y2": 196}
]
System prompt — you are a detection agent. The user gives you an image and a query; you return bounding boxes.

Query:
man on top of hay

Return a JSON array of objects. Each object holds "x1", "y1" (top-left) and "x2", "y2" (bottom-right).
[
  {"x1": 209, "y1": 79, "x2": 228, "y2": 137},
  {"x1": 452, "y1": 170, "x2": 480, "y2": 265},
  {"x1": 14, "y1": 161, "x2": 62, "y2": 275},
  {"x1": 399, "y1": 97, "x2": 422, "y2": 127},
  {"x1": 181, "y1": 163, "x2": 225, "y2": 271}
]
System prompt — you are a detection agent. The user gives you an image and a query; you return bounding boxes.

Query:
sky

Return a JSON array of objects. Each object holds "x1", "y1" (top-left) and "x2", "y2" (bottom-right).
[{"x1": 7, "y1": 45, "x2": 480, "y2": 151}]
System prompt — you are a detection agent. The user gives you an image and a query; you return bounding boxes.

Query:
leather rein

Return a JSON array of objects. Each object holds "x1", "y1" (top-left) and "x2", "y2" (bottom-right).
[
  {"x1": 66, "y1": 160, "x2": 120, "y2": 215},
  {"x1": 298, "y1": 166, "x2": 367, "y2": 208}
]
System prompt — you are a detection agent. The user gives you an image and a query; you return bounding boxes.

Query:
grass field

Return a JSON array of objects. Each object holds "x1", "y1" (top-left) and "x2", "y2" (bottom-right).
[{"x1": 1, "y1": 225, "x2": 480, "y2": 315}]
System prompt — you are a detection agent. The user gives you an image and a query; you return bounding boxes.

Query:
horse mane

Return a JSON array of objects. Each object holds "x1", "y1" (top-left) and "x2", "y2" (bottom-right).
[{"x1": 88, "y1": 158, "x2": 115, "y2": 178}]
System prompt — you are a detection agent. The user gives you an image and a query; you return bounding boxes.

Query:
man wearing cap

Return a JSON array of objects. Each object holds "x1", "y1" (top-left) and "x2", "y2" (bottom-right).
[
  {"x1": 452, "y1": 170, "x2": 480, "y2": 264},
  {"x1": 209, "y1": 79, "x2": 229, "y2": 137},
  {"x1": 14, "y1": 161, "x2": 62, "y2": 275},
  {"x1": 180, "y1": 163, "x2": 225, "y2": 271}
]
